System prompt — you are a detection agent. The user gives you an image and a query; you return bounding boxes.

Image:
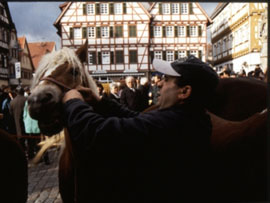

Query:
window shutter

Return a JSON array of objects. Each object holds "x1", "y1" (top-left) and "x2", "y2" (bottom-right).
[
  {"x1": 123, "y1": 3, "x2": 127, "y2": 14},
  {"x1": 174, "y1": 51, "x2": 178, "y2": 60},
  {"x1": 92, "y1": 52, "x2": 96, "y2": 64},
  {"x1": 150, "y1": 26, "x2": 154, "y2": 37},
  {"x1": 198, "y1": 26, "x2": 202, "y2": 36},
  {"x1": 162, "y1": 26, "x2": 166, "y2": 37},
  {"x1": 159, "y1": 3, "x2": 162, "y2": 14},
  {"x1": 119, "y1": 26, "x2": 123, "y2": 37},
  {"x1": 174, "y1": 26, "x2": 178, "y2": 37},
  {"x1": 82, "y1": 27, "x2": 87, "y2": 38},
  {"x1": 96, "y1": 27, "x2": 101, "y2": 38},
  {"x1": 150, "y1": 51, "x2": 154, "y2": 62},
  {"x1": 96, "y1": 3, "x2": 100, "y2": 15},
  {"x1": 98, "y1": 52, "x2": 102, "y2": 64},
  {"x1": 110, "y1": 51, "x2": 114, "y2": 64},
  {"x1": 162, "y1": 51, "x2": 166, "y2": 60},
  {"x1": 179, "y1": 3, "x2": 182, "y2": 14},
  {"x1": 186, "y1": 26, "x2": 190, "y2": 37},
  {"x1": 109, "y1": 3, "x2": 114, "y2": 14},
  {"x1": 189, "y1": 3, "x2": 193, "y2": 14},
  {"x1": 199, "y1": 50, "x2": 202, "y2": 60},
  {"x1": 70, "y1": 27, "x2": 74, "y2": 39},
  {"x1": 83, "y1": 4, "x2": 87, "y2": 15},
  {"x1": 187, "y1": 50, "x2": 190, "y2": 57},
  {"x1": 110, "y1": 26, "x2": 114, "y2": 37}
]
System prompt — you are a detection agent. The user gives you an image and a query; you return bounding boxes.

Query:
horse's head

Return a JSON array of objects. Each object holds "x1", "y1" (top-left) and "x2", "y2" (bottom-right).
[{"x1": 28, "y1": 41, "x2": 98, "y2": 135}]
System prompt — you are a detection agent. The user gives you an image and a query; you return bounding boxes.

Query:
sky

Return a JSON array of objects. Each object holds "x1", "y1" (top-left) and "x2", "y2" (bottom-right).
[{"x1": 8, "y1": 2, "x2": 219, "y2": 50}]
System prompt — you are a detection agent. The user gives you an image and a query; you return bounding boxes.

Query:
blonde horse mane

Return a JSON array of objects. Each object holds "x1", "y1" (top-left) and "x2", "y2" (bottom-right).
[{"x1": 31, "y1": 47, "x2": 98, "y2": 96}]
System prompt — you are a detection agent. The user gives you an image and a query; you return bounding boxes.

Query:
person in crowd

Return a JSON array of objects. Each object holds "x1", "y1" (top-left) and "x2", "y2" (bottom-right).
[
  {"x1": 120, "y1": 76, "x2": 141, "y2": 111},
  {"x1": 23, "y1": 99, "x2": 50, "y2": 164},
  {"x1": 137, "y1": 77, "x2": 150, "y2": 111},
  {"x1": 149, "y1": 74, "x2": 161, "y2": 105},
  {"x1": 107, "y1": 82, "x2": 120, "y2": 103},
  {"x1": 96, "y1": 81, "x2": 108, "y2": 98},
  {"x1": 219, "y1": 65, "x2": 231, "y2": 78},
  {"x1": 253, "y1": 65, "x2": 265, "y2": 80},
  {"x1": 10, "y1": 86, "x2": 27, "y2": 149},
  {"x1": 1, "y1": 87, "x2": 15, "y2": 133},
  {"x1": 61, "y1": 55, "x2": 219, "y2": 202}
]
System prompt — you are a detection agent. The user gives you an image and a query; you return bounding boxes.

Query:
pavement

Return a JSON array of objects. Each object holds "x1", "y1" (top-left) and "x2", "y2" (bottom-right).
[{"x1": 27, "y1": 147, "x2": 63, "y2": 203}]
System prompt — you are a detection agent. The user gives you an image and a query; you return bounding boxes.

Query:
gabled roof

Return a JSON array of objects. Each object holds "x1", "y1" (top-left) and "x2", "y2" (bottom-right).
[
  {"x1": 54, "y1": 2, "x2": 152, "y2": 35},
  {"x1": 210, "y1": 3, "x2": 229, "y2": 20},
  {"x1": 18, "y1": 36, "x2": 35, "y2": 72},
  {"x1": 28, "y1": 42, "x2": 56, "y2": 70},
  {"x1": 149, "y1": 2, "x2": 212, "y2": 26}
]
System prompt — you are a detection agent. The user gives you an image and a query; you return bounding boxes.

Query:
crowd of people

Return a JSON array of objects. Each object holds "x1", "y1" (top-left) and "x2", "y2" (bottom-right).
[{"x1": 0, "y1": 85, "x2": 50, "y2": 164}]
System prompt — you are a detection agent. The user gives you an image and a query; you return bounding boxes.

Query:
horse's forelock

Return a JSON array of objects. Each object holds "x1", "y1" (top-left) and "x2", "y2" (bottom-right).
[
  {"x1": 31, "y1": 47, "x2": 99, "y2": 97},
  {"x1": 31, "y1": 47, "x2": 83, "y2": 90}
]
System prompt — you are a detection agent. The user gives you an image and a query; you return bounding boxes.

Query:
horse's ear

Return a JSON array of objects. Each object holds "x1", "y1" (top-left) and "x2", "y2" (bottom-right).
[{"x1": 76, "y1": 40, "x2": 88, "y2": 63}]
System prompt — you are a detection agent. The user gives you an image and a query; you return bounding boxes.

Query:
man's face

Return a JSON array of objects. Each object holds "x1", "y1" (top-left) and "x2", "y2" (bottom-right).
[
  {"x1": 126, "y1": 78, "x2": 135, "y2": 88},
  {"x1": 157, "y1": 75, "x2": 182, "y2": 109}
]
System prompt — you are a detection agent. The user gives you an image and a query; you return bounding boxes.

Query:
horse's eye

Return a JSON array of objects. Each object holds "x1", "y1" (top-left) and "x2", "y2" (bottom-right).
[{"x1": 71, "y1": 68, "x2": 79, "y2": 77}]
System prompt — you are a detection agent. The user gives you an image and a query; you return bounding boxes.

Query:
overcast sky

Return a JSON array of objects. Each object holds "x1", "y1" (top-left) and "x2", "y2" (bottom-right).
[{"x1": 8, "y1": 2, "x2": 219, "y2": 50}]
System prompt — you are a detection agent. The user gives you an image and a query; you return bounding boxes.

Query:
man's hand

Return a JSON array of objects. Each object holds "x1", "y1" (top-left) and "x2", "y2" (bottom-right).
[
  {"x1": 76, "y1": 86, "x2": 101, "y2": 105},
  {"x1": 62, "y1": 89, "x2": 84, "y2": 103}
]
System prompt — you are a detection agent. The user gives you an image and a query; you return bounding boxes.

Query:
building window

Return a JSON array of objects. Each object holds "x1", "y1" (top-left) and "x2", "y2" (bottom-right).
[
  {"x1": 180, "y1": 3, "x2": 188, "y2": 14},
  {"x1": 115, "y1": 26, "x2": 123, "y2": 37},
  {"x1": 100, "y1": 3, "x2": 108, "y2": 14},
  {"x1": 87, "y1": 4, "x2": 95, "y2": 14},
  {"x1": 115, "y1": 51, "x2": 124, "y2": 63},
  {"x1": 178, "y1": 26, "x2": 185, "y2": 37},
  {"x1": 178, "y1": 50, "x2": 186, "y2": 58},
  {"x1": 88, "y1": 52, "x2": 96, "y2": 65},
  {"x1": 162, "y1": 3, "x2": 170, "y2": 14},
  {"x1": 166, "y1": 51, "x2": 174, "y2": 62},
  {"x1": 166, "y1": 26, "x2": 173, "y2": 37},
  {"x1": 102, "y1": 52, "x2": 110, "y2": 64},
  {"x1": 88, "y1": 27, "x2": 95, "y2": 38},
  {"x1": 171, "y1": 3, "x2": 179, "y2": 14},
  {"x1": 114, "y1": 3, "x2": 122, "y2": 14},
  {"x1": 74, "y1": 28, "x2": 81, "y2": 39},
  {"x1": 190, "y1": 26, "x2": 197, "y2": 37},
  {"x1": 101, "y1": 27, "x2": 109, "y2": 38},
  {"x1": 129, "y1": 50, "x2": 137, "y2": 63},
  {"x1": 190, "y1": 50, "x2": 197, "y2": 57},
  {"x1": 154, "y1": 26, "x2": 162, "y2": 37},
  {"x1": 154, "y1": 51, "x2": 162, "y2": 59},
  {"x1": 129, "y1": 25, "x2": 137, "y2": 37}
]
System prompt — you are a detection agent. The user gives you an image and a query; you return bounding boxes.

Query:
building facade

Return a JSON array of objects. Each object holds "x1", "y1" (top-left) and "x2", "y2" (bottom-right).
[
  {"x1": 18, "y1": 36, "x2": 34, "y2": 87},
  {"x1": 210, "y1": 3, "x2": 267, "y2": 74},
  {"x1": 0, "y1": 2, "x2": 19, "y2": 87},
  {"x1": 54, "y1": 2, "x2": 210, "y2": 82}
]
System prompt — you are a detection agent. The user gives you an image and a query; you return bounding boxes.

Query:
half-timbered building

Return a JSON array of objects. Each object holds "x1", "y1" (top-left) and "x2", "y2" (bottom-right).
[
  {"x1": 54, "y1": 2, "x2": 211, "y2": 81},
  {"x1": 210, "y1": 3, "x2": 267, "y2": 73},
  {"x1": 0, "y1": 2, "x2": 19, "y2": 87}
]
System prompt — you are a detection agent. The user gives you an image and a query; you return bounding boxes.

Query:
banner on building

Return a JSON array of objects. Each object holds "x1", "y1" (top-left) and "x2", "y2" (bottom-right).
[{"x1": 15, "y1": 62, "x2": 21, "y2": 79}]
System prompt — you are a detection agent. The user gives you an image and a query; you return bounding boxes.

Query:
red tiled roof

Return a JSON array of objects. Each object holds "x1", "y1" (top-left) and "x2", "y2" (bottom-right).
[
  {"x1": 18, "y1": 36, "x2": 26, "y2": 49},
  {"x1": 28, "y1": 42, "x2": 56, "y2": 70}
]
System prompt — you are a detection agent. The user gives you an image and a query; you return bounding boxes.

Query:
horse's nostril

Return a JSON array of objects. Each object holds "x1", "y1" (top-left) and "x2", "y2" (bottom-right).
[{"x1": 41, "y1": 93, "x2": 53, "y2": 104}]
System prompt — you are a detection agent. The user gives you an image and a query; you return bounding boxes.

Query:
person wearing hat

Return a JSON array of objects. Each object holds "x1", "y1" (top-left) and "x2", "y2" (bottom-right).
[{"x1": 62, "y1": 55, "x2": 219, "y2": 202}]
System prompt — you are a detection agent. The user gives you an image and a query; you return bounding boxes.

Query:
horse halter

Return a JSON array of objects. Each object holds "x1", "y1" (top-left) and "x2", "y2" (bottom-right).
[{"x1": 40, "y1": 76, "x2": 72, "y2": 92}]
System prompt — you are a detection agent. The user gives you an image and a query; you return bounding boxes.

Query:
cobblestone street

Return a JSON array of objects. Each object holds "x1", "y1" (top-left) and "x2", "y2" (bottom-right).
[{"x1": 27, "y1": 148, "x2": 62, "y2": 203}]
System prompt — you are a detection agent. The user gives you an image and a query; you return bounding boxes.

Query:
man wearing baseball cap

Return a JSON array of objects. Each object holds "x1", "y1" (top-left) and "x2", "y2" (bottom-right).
[{"x1": 62, "y1": 55, "x2": 219, "y2": 202}]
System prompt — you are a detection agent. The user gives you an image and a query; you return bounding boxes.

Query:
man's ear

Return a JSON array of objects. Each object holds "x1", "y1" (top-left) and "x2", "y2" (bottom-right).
[{"x1": 178, "y1": 85, "x2": 192, "y2": 100}]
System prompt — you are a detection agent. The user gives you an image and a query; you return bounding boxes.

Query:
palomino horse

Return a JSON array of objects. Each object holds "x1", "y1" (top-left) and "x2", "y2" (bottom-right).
[
  {"x1": 0, "y1": 129, "x2": 28, "y2": 203},
  {"x1": 28, "y1": 40, "x2": 267, "y2": 202},
  {"x1": 28, "y1": 41, "x2": 98, "y2": 203}
]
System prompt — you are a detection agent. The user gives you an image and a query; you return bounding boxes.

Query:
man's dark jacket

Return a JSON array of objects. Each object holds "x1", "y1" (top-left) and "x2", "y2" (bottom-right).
[
  {"x1": 120, "y1": 87, "x2": 141, "y2": 111},
  {"x1": 64, "y1": 98, "x2": 214, "y2": 202}
]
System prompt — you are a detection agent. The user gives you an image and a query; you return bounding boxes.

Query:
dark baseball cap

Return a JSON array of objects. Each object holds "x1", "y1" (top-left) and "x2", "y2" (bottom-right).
[{"x1": 152, "y1": 55, "x2": 219, "y2": 92}]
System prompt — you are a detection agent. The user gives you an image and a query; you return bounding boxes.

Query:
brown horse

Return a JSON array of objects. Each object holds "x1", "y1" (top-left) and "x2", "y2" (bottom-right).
[
  {"x1": 0, "y1": 129, "x2": 28, "y2": 203},
  {"x1": 27, "y1": 40, "x2": 267, "y2": 202}
]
